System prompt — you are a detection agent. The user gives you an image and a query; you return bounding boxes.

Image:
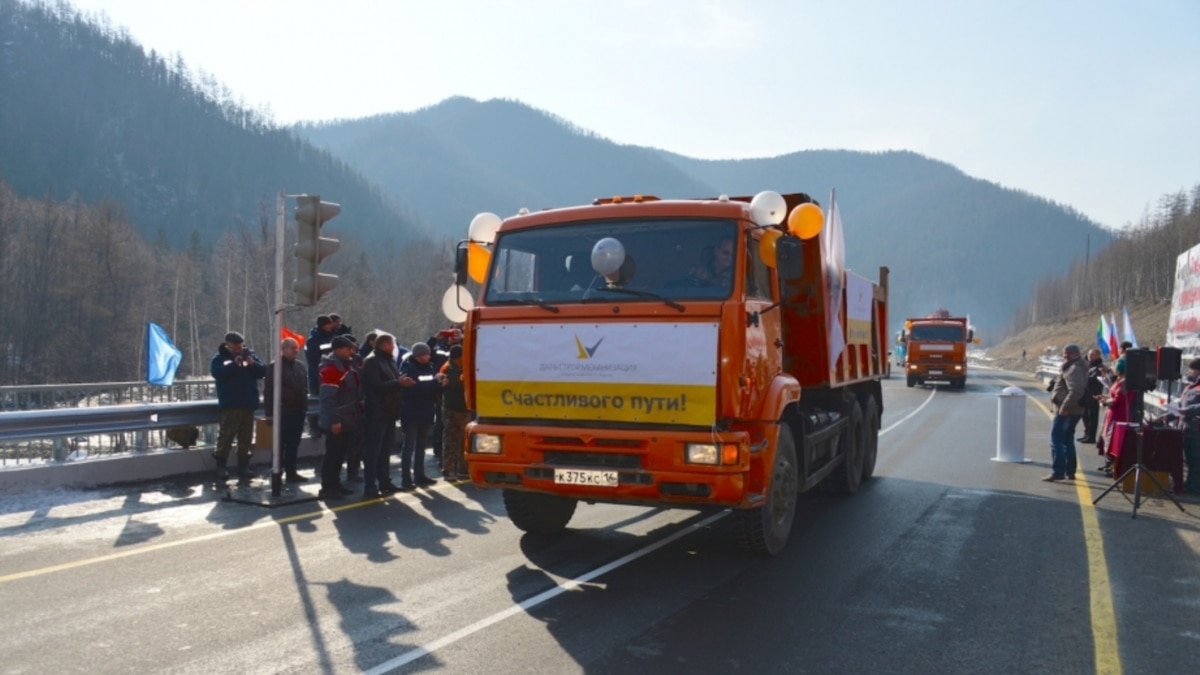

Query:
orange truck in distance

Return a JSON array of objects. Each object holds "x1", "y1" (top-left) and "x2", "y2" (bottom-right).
[
  {"x1": 450, "y1": 191, "x2": 888, "y2": 555},
  {"x1": 899, "y1": 310, "x2": 977, "y2": 389}
]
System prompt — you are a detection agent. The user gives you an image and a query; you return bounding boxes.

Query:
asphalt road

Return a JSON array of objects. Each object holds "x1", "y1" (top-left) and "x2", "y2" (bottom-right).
[{"x1": 1, "y1": 368, "x2": 1198, "y2": 674}]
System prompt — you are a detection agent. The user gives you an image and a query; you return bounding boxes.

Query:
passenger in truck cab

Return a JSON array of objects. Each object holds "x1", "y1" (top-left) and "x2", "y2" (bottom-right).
[{"x1": 688, "y1": 235, "x2": 735, "y2": 286}]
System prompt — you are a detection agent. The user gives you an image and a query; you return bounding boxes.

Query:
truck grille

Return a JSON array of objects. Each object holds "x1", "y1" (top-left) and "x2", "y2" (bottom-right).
[{"x1": 542, "y1": 451, "x2": 642, "y2": 469}]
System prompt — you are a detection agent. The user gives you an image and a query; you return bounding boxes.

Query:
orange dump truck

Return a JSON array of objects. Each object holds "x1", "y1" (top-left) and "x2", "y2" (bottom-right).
[
  {"x1": 452, "y1": 191, "x2": 888, "y2": 554},
  {"x1": 900, "y1": 310, "x2": 976, "y2": 389}
]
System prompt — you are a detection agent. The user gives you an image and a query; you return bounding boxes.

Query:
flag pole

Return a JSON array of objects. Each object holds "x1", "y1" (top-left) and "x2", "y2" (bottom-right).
[{"x1": 271, "y1": 190, "x2": 285, "y2": 496}]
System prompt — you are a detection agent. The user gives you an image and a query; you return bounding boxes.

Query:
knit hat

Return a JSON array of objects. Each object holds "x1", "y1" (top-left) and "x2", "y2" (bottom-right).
[
  {"x1": 224, "y1": 331, "x2": 244, "y2": 344},
  {"x1": 449, "y1": 345, "x2": 463, "y2": 359},
  {"x1": 331, "y1": 336, "x2": 354, "y2": 350},
  {"x1": 411, "y1": 342, "x2": 431, "y2": 357},
  {"x1": 1189, "y1": 357, "x2": 1200, "y2": 371}
]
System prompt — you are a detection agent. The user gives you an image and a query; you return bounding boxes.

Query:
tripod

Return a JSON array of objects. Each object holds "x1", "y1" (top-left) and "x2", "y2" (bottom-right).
[{"x1": 1093, "y1": 424, "x2": 1185, "y2": 518}]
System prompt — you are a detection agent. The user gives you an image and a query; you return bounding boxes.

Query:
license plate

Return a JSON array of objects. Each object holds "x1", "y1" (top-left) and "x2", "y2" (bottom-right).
[
  {"x1": 554, "y1": 469, "x2": 619, "y2": 486},
  {"x1": 929, "y1": 370, "x2": 943, "y2": 375}
]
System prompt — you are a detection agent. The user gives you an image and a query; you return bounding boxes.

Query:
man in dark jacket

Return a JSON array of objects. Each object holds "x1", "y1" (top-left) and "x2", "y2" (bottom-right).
[
  {"x1": 1078, "y1": 348, "x2": 1109, "y2": 444},
  {"x1": 361, "y1": 333, "x2": 403, "y2": 498},
  {"x1": 264, "y1": 337, "x2": 309, "y2": 483},
  {"x1": 440, "y1": 344, "x2": 471, "y2": 480},
  {"x1": 398, "y1": 342, "x2": 444, "y2": 489},
  {"x1": 210, "y1": 331, "x2": 266, "y2": 480},
  {"x1": 317, "y1": 336, "x2": 362, "y2": 499},
  {"x1": 305, "y1": 315, "x2": 336, "y2": 437}
]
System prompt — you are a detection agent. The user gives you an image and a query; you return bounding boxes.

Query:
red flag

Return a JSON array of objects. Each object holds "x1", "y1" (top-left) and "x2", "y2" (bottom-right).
[{"x1": 282, "y1": 325, "x2": 306, "y2": 348}]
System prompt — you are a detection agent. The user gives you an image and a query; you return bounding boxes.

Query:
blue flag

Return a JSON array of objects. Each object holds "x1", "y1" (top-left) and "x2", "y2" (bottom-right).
[{"x1": 147, "y1": 322, "x2": 183, "y2": 386}]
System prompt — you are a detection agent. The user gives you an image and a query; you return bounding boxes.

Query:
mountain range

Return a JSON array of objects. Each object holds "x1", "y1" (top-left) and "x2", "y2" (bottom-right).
[
  {"x1": 300, "y1": 99, "x2": 1112, "y2": 334},
  {"x1": 1, "y1": 0, "x2": 1114, "y2": 339}
]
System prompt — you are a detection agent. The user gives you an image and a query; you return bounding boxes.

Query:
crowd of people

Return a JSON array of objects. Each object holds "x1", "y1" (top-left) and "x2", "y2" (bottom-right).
[
  {"x1": 1045, "y1": 340, "x2": 1199, "y2": 494},
  {"x1": 210, "y1": 313, "x2": 470, "y2": 500}
]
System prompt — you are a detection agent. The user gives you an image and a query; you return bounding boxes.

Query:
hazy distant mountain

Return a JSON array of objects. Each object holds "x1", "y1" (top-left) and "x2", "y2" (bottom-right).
[
  {"x1": 0, "y1": 0, "x2": 420, "y2": 249},
  {"x1": 300, "y1": 99, "x2": 1111, "y2": 334},
  {"x1": 299, "y1": 97, "x2": 715, "y2": 235}
]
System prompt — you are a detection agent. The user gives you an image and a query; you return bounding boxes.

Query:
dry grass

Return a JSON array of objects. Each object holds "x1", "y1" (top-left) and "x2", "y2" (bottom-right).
[{"x1": 983, "y1": 300, "x2": 1174, "y2": 373}]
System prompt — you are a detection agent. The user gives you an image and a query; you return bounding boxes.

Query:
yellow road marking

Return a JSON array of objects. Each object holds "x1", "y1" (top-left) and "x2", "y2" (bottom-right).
[{"x1": 1005, "y1": 378, "x2": 1122, "y2": 675}]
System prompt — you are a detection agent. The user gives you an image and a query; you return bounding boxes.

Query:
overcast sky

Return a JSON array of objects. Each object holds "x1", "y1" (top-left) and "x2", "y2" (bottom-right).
[{"x1": 64, "y1": 0, "x2": 1199, "y2": 230}]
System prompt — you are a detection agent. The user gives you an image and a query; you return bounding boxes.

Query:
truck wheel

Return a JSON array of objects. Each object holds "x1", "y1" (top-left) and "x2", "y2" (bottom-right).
[
  {"x1": 736, "y1": 423, "x2": 798, "y2": 556},
  {"x1": 860, "y1": 397, "x2": 880, "y2": 482},
  {"x1": 833, "y1": 400, "x2": 865, "y2": 494},
  {"x1": 906, "y1": 375, "x2": 915, "y2": 388},
  {"x1": 502, "y1": 489, "x2": 577, "y2": 535}
]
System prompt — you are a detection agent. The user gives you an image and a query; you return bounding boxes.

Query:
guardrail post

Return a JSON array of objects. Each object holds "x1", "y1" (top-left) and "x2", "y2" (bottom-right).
[{"x1": 52, "y1": 437, "x2": 68, "y2": 462}]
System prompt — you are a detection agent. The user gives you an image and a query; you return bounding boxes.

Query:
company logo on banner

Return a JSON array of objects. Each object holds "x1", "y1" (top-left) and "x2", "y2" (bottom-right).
[
  {"x1": 574, "y1": 335, "x2": 604, "y2": 359},
  {"x1": 475, "y1": 322, "x2": 719, "y2": 425}
]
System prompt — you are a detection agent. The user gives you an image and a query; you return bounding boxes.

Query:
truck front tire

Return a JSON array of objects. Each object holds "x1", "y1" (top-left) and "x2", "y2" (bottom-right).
[
  {"x1": 906, "y1": 375, "x2": 916, "y2": 388},
  {"x1": 502, "y1": 489, "x2": 577, "y2": 535},
  {"x1": 737, "y1": 423, "x2": 798, "y2": 556}
]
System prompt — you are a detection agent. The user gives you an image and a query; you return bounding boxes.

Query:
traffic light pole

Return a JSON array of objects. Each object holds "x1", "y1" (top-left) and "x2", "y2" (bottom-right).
[{"x1": 271, "y1": 190, "x2": 285, "y2": 496}]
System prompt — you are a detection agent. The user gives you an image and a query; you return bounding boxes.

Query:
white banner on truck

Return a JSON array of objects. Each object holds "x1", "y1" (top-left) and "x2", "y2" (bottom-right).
[{"x1": 475, "y1": 322, "x2": 719, "y2": 425}]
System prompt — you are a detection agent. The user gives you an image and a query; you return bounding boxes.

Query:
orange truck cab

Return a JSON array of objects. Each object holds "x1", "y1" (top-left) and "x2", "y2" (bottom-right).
[
  {"x1": 450, "y1": 190, "x2": 889, "y2": 555},
  {"x1": 899, "y1": 310, "x2": 977, "y2": 389}
]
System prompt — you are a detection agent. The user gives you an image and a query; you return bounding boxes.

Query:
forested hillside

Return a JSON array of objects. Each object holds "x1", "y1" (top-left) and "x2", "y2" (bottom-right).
[
  {"x1": 0, "y1": 1, "x2": 449, "y2": 384},
  {"x1": 0, "y1": 0, "x2": 417, "y2": 249},
  {"x1": 1007, "y1": 184, "x2": 1200, "y2": 337}
]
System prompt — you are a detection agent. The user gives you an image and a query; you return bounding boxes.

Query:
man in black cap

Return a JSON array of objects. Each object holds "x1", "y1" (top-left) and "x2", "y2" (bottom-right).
[
  {"x1": 210, "y1": 331, "x2": 266, "y2": 480},
  {"x1": 317, "y1": 335, "x2": 362, "y2": 499}
]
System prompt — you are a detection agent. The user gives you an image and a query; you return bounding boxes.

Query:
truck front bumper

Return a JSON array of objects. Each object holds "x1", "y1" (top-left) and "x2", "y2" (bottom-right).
[{"x1": 464, "y1": 422, "x2": 755, "y2": 507}]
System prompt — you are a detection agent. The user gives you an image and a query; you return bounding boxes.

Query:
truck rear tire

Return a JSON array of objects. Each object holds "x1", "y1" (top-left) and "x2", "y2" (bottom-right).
[
  {"x1": 861, "y1": 397, "x2": 880, "y2": 482},
  {"x1": 833, "y1": 400, "x2": 865, "y2": 494},
  {"x1": 906, "y1": 375, "x2": 915, "y2": 388},
  {"x1": 736, "y1": 423, "x2": 798, "y2": 556},
  {"x1": 502, "y1": 489, "x2": 577, "y2": 535}
]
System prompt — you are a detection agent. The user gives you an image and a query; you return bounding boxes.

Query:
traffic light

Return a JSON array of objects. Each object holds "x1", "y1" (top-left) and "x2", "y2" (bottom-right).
[{"x1": 293, "y1": 195, "x2": 341, "y2": 307}]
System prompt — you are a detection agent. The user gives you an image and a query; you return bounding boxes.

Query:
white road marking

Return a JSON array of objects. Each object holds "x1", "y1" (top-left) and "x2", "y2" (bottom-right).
[
  {"x1": 362, "y1": 510, "x2": 730, "y2": 674},
  {"x1": 880, "y1": 387, "x2": 937, "y2": 436}
]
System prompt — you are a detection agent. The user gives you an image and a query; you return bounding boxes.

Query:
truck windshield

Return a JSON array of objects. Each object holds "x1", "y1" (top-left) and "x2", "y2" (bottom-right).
[
  {"x1": 484, "y1": 218, "x2": 738, "y2": 305},
  {"x1": 910, "y1": 325, "x2": 964, "y2": 341}
]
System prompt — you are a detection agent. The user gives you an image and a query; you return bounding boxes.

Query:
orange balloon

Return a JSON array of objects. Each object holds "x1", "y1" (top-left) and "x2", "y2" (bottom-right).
[
  {"x1": 468, "y1": 242, "x2": 491, "y2": 284},
  {"x1": 787, "y1": 203, "x2": 824, "y2": 240},
  {"x1": 757, "y1": 228, "x2": 783, "y2": 268}
]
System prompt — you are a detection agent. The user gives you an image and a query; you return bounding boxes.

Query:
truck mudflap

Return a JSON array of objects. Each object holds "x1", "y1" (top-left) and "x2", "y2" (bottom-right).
[{"x1": 465, "y1": 422, "x2": 755, "y2": 507}]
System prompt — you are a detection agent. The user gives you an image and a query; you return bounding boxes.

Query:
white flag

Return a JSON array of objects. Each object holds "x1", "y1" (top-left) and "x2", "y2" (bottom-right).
[{"x1": 823, "y1": 190, "x2": 846, "y2": 368}]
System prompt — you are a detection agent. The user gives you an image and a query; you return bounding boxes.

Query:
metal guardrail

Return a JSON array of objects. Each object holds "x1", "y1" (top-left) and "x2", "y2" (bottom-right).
[
  {"x1": 0, "y1": 379, "x2": 218, "y2": 412},
  {"x1": 0, "y1": 401, "x2": 221, "y2": 444}
]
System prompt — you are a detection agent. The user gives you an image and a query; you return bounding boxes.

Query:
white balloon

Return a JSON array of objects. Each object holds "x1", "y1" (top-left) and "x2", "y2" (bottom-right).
[
  {"x1": 750, "y1": 190, "x2": 787, "y2": 226},
  {"x1": 441, "y1": 284, "x2": 474, "y2": 323},
  {"x1": 591, "y1": 237, "x2": 626, "y2": 276},
  {"x1": 468, "y1": 212, "x2": 502, "y2": 244}
]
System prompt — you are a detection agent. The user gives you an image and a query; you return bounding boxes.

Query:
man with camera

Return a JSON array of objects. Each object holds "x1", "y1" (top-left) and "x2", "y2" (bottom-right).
[{"x1": 211, "y1": 331, "x2": 266, "y2": 480}]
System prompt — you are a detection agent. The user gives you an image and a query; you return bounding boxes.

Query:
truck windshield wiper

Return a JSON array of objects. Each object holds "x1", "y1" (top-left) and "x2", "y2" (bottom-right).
[
  {"x1": 494, "y1": 295, "x2": 560, "y2": 313},
  {"x1": 585, "y1": 286, "x2": 685, "y2": 312}
]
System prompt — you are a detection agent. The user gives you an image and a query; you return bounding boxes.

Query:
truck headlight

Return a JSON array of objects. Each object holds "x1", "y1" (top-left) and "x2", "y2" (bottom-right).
[
  {"x1": 686, "y1": 443, "x2": 720, "y2": 465},
  {"x1": 908, "y1": 364, "x2": 918, "y2": 371},
  {"x1": 954, "y1": 365, "x2": 963, "y2": 371},
  {"x1": 471, "y1": 434, "x2": 502, "y2": 454}
]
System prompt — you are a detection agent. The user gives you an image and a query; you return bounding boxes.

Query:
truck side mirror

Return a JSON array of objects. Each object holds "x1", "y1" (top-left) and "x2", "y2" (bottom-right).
[
  {"x1": 775, "y1": 234, "x2": 804, "y2": 287},
  {"x1": 454, "y1": 242, "x2": 469, "y2": 286}
]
